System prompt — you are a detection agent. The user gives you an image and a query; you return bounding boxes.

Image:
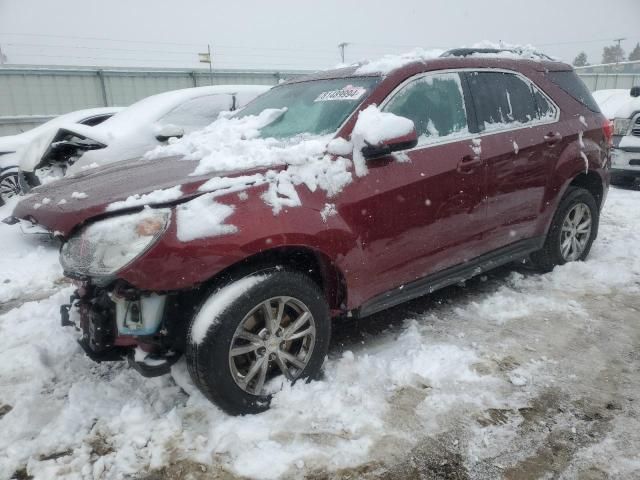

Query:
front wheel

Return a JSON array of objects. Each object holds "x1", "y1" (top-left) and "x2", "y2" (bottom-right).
[
  {"x1": 0, "y1": 168, "x2": 21, "y2": 205},
  {"x1": 186, "y1": 270, "x2": 331, "y2": 415},
  {"x1": 530, "y1": 186, "x2": 599, "y2": 272}
]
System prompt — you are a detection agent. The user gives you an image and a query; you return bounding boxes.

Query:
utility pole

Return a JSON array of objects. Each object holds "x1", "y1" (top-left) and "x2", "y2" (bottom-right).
[
  {"x1": 198, "y1": 44, "x2": 214, "y2": 85},
  {"x1": 613, "y1": 37, "x2": 626, "y2": 63},
  {"x1": 338, "y1": 42, "x2": 349, "y2": 64},
  {"x1": 207, "y1": 44, "x2": 214, "y2": 85}
]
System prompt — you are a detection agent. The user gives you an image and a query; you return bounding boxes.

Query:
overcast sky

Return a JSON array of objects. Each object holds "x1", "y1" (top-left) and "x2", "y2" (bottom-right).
[{"x1": 1, "y1": 0, "x2": 639, "y2": 70}]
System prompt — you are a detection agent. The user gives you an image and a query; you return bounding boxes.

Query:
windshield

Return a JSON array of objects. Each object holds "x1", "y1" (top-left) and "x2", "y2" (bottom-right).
[{"x1": 236, "y1": 77, "x2": 380, "y2": 138}]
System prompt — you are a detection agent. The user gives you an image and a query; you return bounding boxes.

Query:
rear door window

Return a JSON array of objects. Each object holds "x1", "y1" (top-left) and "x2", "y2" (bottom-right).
[
  {"x1": 465, "y1": 71, "x2": 555, "y2": 132},
  {"x1": 383, "y1": 72, "x2": 470, "y2": 145}
]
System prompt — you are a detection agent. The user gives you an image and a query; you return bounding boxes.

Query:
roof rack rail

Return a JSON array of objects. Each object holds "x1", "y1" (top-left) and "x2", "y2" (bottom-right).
[{"x1": 440, "y1": 48, "x2": 555, "y2": 61}]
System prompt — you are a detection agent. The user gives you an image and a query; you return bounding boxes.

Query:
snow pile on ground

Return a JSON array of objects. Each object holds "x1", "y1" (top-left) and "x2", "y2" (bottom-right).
[
  {"x1": 355, "y1": 48, "x2": 444, "y2": 75},
  {"x1": 0, "y1": 199, "x2": 62, "y2": 304},
  {"x1": 1, "y1": 188, "x2": 640, "y2": 479}
]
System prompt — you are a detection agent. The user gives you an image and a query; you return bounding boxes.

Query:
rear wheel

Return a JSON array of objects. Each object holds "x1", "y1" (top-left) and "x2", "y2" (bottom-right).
[
  {"x1": 186, "y1": 270, "x2": 330, "y2": 415},
  {"x1": 530, "y1": 187, "x2": 599, "y2": 272}
]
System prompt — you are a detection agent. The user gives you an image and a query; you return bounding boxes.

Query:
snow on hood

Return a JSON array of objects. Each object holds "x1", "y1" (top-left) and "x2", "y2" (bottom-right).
[
  {"x1": 355, "y1": 48, "x2": 445, "y2": 75},
  {"x1": 592, "y1": 89, "x2": 635, "y2": 120},
  {"x1": 145, "y1": 108, "x2": 353, "y2": 215},
  {"x1": 145, "y1": 104, "x2": 412, "y2": 220},
  {"x1": 612, "y1": 95, "x2": 640, "y2": 120}
]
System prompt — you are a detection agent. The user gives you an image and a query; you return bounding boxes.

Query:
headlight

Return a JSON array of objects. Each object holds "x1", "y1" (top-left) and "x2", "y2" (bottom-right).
[
  {"x1": 61, "y1": 208, "x2": 171, "y2": 277},
  {"x1": 613, "y1": 118, "x2": 631, "y2": 136}
]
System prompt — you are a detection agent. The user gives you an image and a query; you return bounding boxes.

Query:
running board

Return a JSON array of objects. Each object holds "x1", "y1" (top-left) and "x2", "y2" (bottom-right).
[{"x1": 357, "y1": 237, "x2": 544, "y2": 318}]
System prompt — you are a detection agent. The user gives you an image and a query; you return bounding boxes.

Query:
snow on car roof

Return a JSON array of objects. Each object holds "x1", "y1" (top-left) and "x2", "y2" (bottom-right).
[
  {"x1": 94, "y1": 85, "x2": 271, "y2": 137},
  {"x1": 286, "y1": 44, "x2": 566, "y2": 84},
  {"x1": 354, "y1": 48, "x2": 445, "y2": 75}
]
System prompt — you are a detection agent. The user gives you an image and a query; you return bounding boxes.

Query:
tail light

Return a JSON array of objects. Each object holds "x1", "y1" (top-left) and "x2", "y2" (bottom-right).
[{"x1": 602, "y1": 119, "x2": 614, "y2": 146}]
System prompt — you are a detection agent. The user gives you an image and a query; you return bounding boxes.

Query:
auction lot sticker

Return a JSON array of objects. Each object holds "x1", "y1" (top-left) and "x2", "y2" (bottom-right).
[{"x1": 315, "y1": 86, "x2": 367, "y2": 102}]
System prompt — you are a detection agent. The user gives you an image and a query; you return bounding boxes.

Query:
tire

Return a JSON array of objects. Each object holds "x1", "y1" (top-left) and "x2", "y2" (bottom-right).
[
  {"x1": 0, "y1": 168, "x2": 21, "y2": 205},
  {"x1": 530, "y1": 186, "x2": 599, "y2": 272},
  {"x1": 186, "y1": 270, "x2": 331, "y2": 415}
]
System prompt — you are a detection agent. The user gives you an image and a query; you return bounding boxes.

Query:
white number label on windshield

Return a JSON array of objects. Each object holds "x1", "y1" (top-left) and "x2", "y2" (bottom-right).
[{"x1": 315, "y1": 86, "x2": 367, "y2": 102}]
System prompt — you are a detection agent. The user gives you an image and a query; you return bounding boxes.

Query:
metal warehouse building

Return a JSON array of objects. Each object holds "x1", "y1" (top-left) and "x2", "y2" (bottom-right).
[{"x1": 0, "y1": 65, "x2": 309, "y2": 135}]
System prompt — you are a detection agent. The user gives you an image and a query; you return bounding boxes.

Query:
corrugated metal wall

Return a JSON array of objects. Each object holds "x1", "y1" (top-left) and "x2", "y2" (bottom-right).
[
  {"x1": 0, "y1": 66, "x2": 308, "y2": 135},
  {"x1": 578, "y1": 73, "x2": 640, "y2": 92},
  {"x1": 2, "y1": 66, "x2": 638, "y2": 136}
]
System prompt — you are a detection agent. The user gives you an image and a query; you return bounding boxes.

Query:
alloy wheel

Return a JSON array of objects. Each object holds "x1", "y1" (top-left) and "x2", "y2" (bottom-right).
[
  {"x1": 228, "y1": 296, "x2": 316, "y2": 396},
  {"x1": 560, "y1": 202, "x2": 592, "y2": 262},
  {"x1": 0, "y1": 173, "x2": 21, "y2": 200}
]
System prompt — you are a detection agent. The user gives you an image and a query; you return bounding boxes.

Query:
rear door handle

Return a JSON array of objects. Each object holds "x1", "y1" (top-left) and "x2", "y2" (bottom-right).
[
  {"x1": 457, "y1": 154, "x2": 482, "y2": 174},
  {"x1": 544, "y1": 132, "x2": 562, "y2": 145}
]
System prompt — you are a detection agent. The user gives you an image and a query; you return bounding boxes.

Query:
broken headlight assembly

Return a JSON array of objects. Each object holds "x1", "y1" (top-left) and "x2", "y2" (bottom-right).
[{"x1": 60, "y1": 208, "x2": 171, "y2": 277}]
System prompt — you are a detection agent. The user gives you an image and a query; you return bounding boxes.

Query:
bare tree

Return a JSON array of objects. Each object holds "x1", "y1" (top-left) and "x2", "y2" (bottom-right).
[
  {"x1": 629, "y1": 43, "x2": 640, "y2": 62},
  {"x1": 573, "y1": 52, "x2": 588, "y2": 67},
  {"x1": 602, "y1": 44, "x2": 626, "y2": 64}
]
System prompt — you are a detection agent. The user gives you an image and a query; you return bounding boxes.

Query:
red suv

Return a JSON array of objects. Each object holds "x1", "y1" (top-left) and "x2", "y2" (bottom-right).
[{"x1": 9, "y1": 48, "x2": 611, "y2": 415}]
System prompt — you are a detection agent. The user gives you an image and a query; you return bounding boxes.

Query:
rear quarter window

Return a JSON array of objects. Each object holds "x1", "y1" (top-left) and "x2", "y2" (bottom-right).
[{"x1": 546, "y1": 71, "x2": 601, "y2": 113}]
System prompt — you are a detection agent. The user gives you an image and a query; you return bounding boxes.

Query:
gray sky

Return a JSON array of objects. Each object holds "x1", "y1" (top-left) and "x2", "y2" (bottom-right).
[{"x1": 1, "y1": 0, "x2": 639, "y2": 70}]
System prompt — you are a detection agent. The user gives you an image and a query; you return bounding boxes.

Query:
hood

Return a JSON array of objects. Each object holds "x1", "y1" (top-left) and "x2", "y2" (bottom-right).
[
  {"x1": 11, "y1": 155, "x2": 252, "y2": 236},
  {"x1": 0, "y1": 135, "x2": 24, "y2": 154}
]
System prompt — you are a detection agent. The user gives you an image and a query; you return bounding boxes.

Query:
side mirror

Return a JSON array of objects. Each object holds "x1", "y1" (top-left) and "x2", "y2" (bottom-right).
[
  {"x1": 361, "y1": 127, "x2": 418, "y2": 160},
  {"x1": 155, "y1": 125, "x2": 185, "y2": 142},
  {"x1": 631, "y1": 86, "x2": 640, "y2": 98}
]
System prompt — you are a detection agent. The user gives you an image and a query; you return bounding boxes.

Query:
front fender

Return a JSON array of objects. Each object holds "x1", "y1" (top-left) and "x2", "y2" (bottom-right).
[{"x1": 117, "y1": 185, "x2": 361, "y2": 292}]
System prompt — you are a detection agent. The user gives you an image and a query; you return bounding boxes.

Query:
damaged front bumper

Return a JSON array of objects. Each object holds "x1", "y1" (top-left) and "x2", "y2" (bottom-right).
[{"x1": 61, "y1": 281, "x2": 186, "y2": 377}]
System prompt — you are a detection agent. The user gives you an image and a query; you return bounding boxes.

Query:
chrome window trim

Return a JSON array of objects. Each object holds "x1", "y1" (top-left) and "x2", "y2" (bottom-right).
[{"x1": 379, "y1": 68, "x2": 561, "y2": 151}]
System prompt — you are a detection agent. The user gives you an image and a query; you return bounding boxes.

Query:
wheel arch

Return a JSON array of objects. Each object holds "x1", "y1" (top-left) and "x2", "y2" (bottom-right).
[
  {"x1": 199, "y1": 245, "x2": 348, "y2": 315},
  {"x1": 567, "y1": 170, "x2": 605, "y2": 209}
]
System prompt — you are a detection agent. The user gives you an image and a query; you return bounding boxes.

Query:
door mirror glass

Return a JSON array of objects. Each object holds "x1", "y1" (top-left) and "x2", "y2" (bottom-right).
[
  {"x1": 155, "y1": 125, "x2": 185, "y2": 142},
  {"x1": 631, "y1": 86, "x2": 640, "y2": 98},
  {"x1": 361, "y1": 126, "x2": 418, "y2": 160}
]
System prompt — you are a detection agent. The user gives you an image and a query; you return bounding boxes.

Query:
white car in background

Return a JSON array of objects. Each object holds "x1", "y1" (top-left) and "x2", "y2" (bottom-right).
[
  {"x1": 18, "y1": 85, "x2": 271, "y2": 189},
  {"x1": 596, "y1": 87, "x2": 640, "y2": 187},
  {"x1": 0, "y1": 107, "x2": 121, "y2": 204}
]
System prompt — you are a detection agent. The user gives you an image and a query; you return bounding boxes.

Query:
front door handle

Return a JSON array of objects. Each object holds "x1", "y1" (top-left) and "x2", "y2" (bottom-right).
[
  {"x1": 457, "y1": 154, "x2": 482, "y2": 174},
  {"x1": 544, "y1": 132, "x2": 563, "y2": 145}
]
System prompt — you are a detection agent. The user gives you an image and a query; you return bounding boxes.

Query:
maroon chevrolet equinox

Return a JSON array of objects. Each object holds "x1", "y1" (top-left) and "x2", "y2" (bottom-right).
[{"x1": 10, "y1": 49, "x2": 611, "y2": 415}]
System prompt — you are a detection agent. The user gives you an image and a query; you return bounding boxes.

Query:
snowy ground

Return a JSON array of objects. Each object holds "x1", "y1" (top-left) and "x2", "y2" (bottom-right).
[{"x1": 1, "y1": 186, "x2": 639, "y2": 480}]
